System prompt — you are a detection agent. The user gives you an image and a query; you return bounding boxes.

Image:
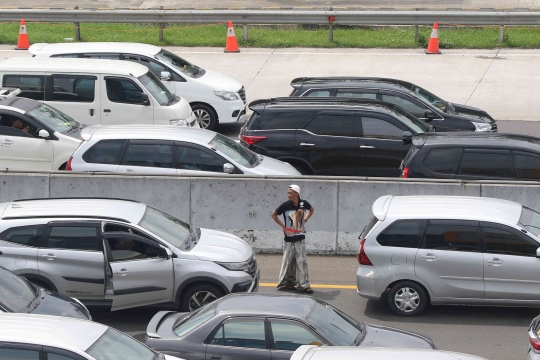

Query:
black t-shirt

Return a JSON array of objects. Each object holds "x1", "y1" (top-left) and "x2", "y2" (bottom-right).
[{"x1": 275, "y1": 199, "x2": 312, "y2": 242}]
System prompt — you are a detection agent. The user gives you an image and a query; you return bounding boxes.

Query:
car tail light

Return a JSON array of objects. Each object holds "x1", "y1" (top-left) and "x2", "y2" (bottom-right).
[
  {"x1": 240, "y1": 135, "x2": 267, "y2": 146},
  {"x1": 530, "y1": 336, "x2": 540, "y2": 351},
  {"x1": 401, "y1": 167, "x2": 409, "y2": 178},
  {"x1": 66, "y1": 156, "x2": 73, "y2": 171},
  {"x1": 357, "y1": 239, "x2": 373, "y2": 266}
]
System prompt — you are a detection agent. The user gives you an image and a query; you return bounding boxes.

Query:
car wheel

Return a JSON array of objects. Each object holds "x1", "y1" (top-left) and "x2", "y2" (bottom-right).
[
  {"x1": 291, "y1": 162, "x2": 312, "y2": 175},
  {"x1": 28, "y1": 279, "x2": 51, "y2": 291},
  {"x1": 387, "y1": 281, "x2": 427, "y2": 316},
  {"x1": 182, "y1": 284, "x2": 224, "y2": 312},
  {"x1": 192, "y1": 104, "x2": 217, "y2": 130}
]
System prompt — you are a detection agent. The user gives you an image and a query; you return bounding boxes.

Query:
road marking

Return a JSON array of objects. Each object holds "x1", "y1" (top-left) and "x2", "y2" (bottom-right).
[{"x1": 260, "y1": 282, "x2": 357, "y2": 289}]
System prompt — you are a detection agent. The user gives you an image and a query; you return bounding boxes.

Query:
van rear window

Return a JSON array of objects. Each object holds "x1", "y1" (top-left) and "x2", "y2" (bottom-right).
[
  {"x1": 423, "y1": 148, "x2": 462, "y2": 174},
  {"x1": 376, "y1": 220, "x2": 426, "y2": 248},
  {"x1": 255, "y1": 111, "x2": 314, "y2": 130}
]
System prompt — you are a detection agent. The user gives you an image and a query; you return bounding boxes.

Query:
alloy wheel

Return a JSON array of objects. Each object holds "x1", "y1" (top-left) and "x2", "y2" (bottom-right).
[
  {"x1": 188, "y1": 290, "x2": 218, "y2": 311},
  {"x1": 194, "y1": 109, "x2": 212, "y2": 129}
]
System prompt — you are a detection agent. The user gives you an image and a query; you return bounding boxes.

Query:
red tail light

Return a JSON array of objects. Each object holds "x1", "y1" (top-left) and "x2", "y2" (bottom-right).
[
  {"x1": 357, "y1": 239, "x2": 373, "y2": 266},
  {"x1": 66, "y1": 156, "x2": 73, "y2": 171},
  {"x1": 530, "y1": 336, "x2": 540, "y2": 351},
  {"x1": 240, "y1": 135, "x2": 267, "y2": 146},
  {"x1": 401, "y1": 167, "x2": 409, "y2": 178}
]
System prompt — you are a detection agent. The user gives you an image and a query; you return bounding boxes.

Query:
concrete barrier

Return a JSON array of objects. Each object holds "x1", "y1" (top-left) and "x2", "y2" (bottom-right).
[{"x1": 0, "y1": 172, "x2": 537, "y2": 253}]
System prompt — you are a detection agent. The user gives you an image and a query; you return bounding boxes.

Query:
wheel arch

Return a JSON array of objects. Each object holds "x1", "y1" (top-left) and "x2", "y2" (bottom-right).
[
  {"x1": 382, "y1": 279, "x2": 432, "y2": 305},
  {"x1": 190, "y1": 102, "x2": 218, "y2": 119},
  {"x1": 21, "y1": 274, "x2": 58, "y2": 292},
  {"x1": 276, "y1": 157, "x2": 314, "y2": 175},
  {"x1": 175, "y1": 276, "x2": 229, "y2": 303}
]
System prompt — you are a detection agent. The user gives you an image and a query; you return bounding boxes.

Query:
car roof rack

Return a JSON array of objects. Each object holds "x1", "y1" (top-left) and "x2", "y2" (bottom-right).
[
  {"x1": 12, "y1": 197, "x2": 140, "y2": 203},
  {"x1": 0, "y1": 88, "x2": 21, "y2": 100},
  {"x1": 251, "y1": 96, "x2": 383, "y2": 106}
]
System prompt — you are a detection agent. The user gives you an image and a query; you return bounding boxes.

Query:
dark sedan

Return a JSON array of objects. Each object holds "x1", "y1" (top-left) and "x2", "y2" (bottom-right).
[{"x1": 146, "y1": 293, "x2": 436, "y2": 360}]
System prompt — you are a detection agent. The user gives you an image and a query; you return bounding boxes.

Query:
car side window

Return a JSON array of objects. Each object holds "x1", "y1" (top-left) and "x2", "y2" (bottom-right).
[
  {"x1": 423, "y1": 222, "x2": 480, "y2": 252},
  {"x1": 105, "y1": 237, "x2": 162, "y2": 262},
  {"x1": 47, "y1": 353, "x2": 79, "y2": 360},
  {"x1": 304, "y1": 114, "x2": 355, "y2": 137},
  {"x1": 2, "y1": 75, "x2": 45, "y2": 100},
  {"x1": 46, "y1": 227, "x2": 99, "y2": 251},
  {"x1": 458, "y1": 150, "x2": 513, "y2": 178},
  {"x1": 122, "y1": 143, "x2": 173, "y2": 168},
  {"x1": 105, "y1": 78, "x2": 145, "y2": 104},
  {"x1": 84, "y1": 54, "x2": 121, "y2": 60},
  {"x1": 210, "y1": 320, "x2": 266, "y2": 349},
  {"x1": 514, "y1": 153, "x2": 540, "y2": 180},
  {"x1": 51, "y1": 76, "x2": 95, "y2": 103},
  {"x1": 335, "y1": 89, "x2": 377, "y2": 99},
  {"x1": 381, "y1": 94, "x2": 427, "y2": 117},
  {"x1": 0, "y1": 348, "x2": 40, "y2": 360},
  {"x1": 304, "y1": 90, "x2": 331, "y2": 97},
  {"x1": 484, "y1": 227, "x2": 538, "y2": 257},
  {"x1": 361, "y1": 117, "x2": 403, "y2": 140},
  {"x1": 0, "y1": 114, "x2": 37, "y2": 138},
  {"x1": 258, "y1": 111, "x2": 314, "y2": 130},
  {"x1": 177, "y1": 146, "x2": 225, "y2": 172},
  {"x1": 376, "y1": 220, "x2": 425, "y2": 248},
  {"x1": 82, "y1": 140, "x2": 127, "y2": 165},
  {"x1": 423, "y1": 148, "x2": 462, "y2": 174},
  {"x1": 270, "y1": 321, "x2": 324, "y2": 351},
  {"x1": 0, "y1": 225, "x2": 45, "y2": 247}
]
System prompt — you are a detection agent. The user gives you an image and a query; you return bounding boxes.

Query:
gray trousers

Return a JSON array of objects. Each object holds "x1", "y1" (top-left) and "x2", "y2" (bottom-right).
[{"x1": 277, "y1": 240, "x2": 310, "y2": 290}]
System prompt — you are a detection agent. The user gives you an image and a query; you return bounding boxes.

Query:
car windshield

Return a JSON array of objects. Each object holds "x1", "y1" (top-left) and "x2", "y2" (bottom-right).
[
  {"x1": 138, "y1": 71, "x2": 174, "y2": 106},
  {"x1": 26, "y1": 103, "x2": 80, "y2": 134},
  {"x1": 86, "y1": 328, "x2": 157, "y2": 360},
  {"x1": 138, "y1": 206, "x2": 193, "y2": 251},
  {"x1": 392, "y1": 106, "x2": 431, "y2": 134},
  {"x1": 173, "y1": 301, "x2": 217, "y2": 337},
  {"x1": 518, "y1": 206, "x2": 540, "y2": 238},
  {"x1": 306, "y1": 299, "x2": 362, "y2": 346},
  {"x1": 209, "y1": 133, "x2": 257, "y2": 168},
  {"x1": 412, "y1": 86, "x2": 448, "y2": 112},
  {"x1": 155, "y1": 49, "x2": 203, "y2": 78},
  {"x1": 0, "y1": 268, "x2": 37, "y2": 313}
]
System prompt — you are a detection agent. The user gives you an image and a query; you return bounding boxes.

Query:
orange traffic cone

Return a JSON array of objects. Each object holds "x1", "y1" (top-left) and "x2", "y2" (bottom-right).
[
  {"x1": 224, "y1": 21, "x2": 240, "y2": 53},
  {"x1": 15, "y1": 19, "x2": 30, "y2": 50},
  {"x1": 425, "y1": 22, "x2": 441, "y2": 54}
]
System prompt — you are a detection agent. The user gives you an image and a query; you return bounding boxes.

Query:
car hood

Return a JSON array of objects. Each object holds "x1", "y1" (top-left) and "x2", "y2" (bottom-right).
[
  {"x1": 30, "y1": 289, "x2": 91, "y2": 320},
  {"x1": 198, "y1": 70, "x2": 243, "y2": 93},
  {"x1": 448, "y1": 103, "x2": 494, "y2": 123},
  {"x1": 191, "y1": 228, "x2": 253, "y2": 262},
  {"x1": 360, "y1": 323, "x2": 436, "y2": 350},
  {"x1": 247, "y1": 156, "x2": 301, "y2": 175}
]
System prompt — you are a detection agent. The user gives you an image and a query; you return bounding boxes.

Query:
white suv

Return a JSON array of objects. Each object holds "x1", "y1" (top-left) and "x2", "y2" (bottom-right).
[{"x1": 0, "y1": 198, "x2": 259, "y2": 311}]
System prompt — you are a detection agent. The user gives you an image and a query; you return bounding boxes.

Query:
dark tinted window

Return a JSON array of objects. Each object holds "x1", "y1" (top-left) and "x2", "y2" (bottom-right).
[
  {"x1": 83, "y1": 140, "x2": 126, "y2": 165},
  {"x1": 122, "y1": 144, "x2": 173, "y2": 168},
  {"x1": 51, "y1": 76, "x2": 95, "y2": 102},
  {"x1": 361, "y1": 117, "x2": 403, "y2": 140},
  {"x1": 423, "y1": 148, "x2": 462, "y2": 174},
  {"x1": 0, "y1": 267, "x2": 36, "y2": 312},
  {"x1": 0, "y1": 225, "x2": 44, "y2": 246},
  {"x1": 270, "y1": 321, "x2": 323, "y2": 351},
  {"x1": 484, "y1": 227, "x2": 538, "y2": 257},
  {"x1": 377, "y1": 220, "x2": 425, "y2": 248},
  {"x1": 381, "y1": 94, "x2": 427, "y2": 117},
  {"x1": 0, "y1": 114, "x2": 37, "y2": 138},
  {"x1": 85, "y1": 54, "x2": 121, "y2": 60},
  {"x1": 258, "y1": 111, "x2": 314, "y2": 130},
  {"x1": 51, "y1": 54, "x2": 81, "y2": 58},
  {"x1": 304, "y1": 114, "x2": 355, "y2": 137},
  {"x1": 305, "y1": 90, "x2": 331, "y2": 97},
  {"x1": 0, "y1": 348, "x2": 40, "y2": 360},
  {"x1": 106, "y1": 237, "x2": 161, "y2": 262},
  {"x1": 46, "y1": 226, "x2": 99, "y2": 251},
  {"x1": 423, "y1": 223, "x2": 480, "y2": 252},
  {"x1": 47, "y1": 354, "x2": 80, "y2": 360},
  {"x1": 3, "y1": 75, "x2": 45, "y2": 100},
  {"x1": 177, "y1": 146, "x2": 225, "y2": 172},
  {"x1": 515, "y1": 154, "x2": 540, "y2": 180},
  {"x1": 106, "y1": 78, "x2": 145, "y2": 104},
  {"x1": 336, "y1": 90, "x2": 377, "y2": 99},
  {"x1": 458, "y1": 150, "x2": 513, "y2": 178},
  {"x1": 211, "y1": 320, "x2": 266, "y2": 349},
  {"x1": 124, "y1": 55, "x2": 169, "y2": 78}
]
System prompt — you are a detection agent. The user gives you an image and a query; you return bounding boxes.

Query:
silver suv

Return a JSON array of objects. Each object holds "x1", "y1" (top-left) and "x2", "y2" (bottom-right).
[
  {"x1": 0, "y1": 198, "x2": 259, "y2": 311},
  {"x1": 357, "y1": 195, "x2": 540, "y2": 316}
]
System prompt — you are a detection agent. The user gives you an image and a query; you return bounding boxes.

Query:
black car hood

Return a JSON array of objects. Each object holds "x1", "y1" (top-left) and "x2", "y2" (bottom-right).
[
  {"x1": 360, "y1": 323, "x2": 436, "y2": 350},
  {"x1": 448, "y1": 103, "x2": 494, "y2": 123},
  {"x1": 30, "y1": 289, "x2": 91, "y2": 320}
]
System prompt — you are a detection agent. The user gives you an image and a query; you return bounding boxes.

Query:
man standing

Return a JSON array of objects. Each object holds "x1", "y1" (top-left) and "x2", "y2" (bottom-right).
[{"x1": 271, "y1": 184, "x2": 315, "y2": 293}]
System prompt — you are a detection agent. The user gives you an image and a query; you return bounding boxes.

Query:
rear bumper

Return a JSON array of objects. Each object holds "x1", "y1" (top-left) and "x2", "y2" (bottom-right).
[{"x1": 356, "y1": 265, "x2": 381, "y2": 299}]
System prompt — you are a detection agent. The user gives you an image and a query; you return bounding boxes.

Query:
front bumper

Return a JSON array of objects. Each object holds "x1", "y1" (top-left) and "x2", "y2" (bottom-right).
[
  {"x1": 232, "y1": 269, "x2": 260, "y2": 293},
  {"x1": 213, "y1": 99, "x2": 245, "y2": 124}
]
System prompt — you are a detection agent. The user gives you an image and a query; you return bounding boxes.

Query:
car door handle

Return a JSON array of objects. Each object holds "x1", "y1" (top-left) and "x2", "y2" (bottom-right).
[
  {"x1": 210, "y1": 356, "x2": 221, "y2": 359},
  {"x1": 89, "y1": 109, "x2": 94, "y2": 116},
  {"x1": 421, "y1": 253, "x2": 437, "y2": 261},
  {"x1": 42, "y1": 253, "x2": 56, "y2": 260},
  {"x1": 114, "y1": 269, "x2": 130, "y2": 276},
  {"x1": 300, "y1": 143, "x2": 315, "y2": 147},
  {"x1": 0, "y1": 139, "x2": 14, "y2": 147},
  {"x1": 359, "y1": 145, "x2": 375, "y2": 149},
  {"x1": 104, "y1": 109, "x2": 111, "y2": 113},
  {"x1": 487, "y1": 258, "x2": 504, "y2": 266}
]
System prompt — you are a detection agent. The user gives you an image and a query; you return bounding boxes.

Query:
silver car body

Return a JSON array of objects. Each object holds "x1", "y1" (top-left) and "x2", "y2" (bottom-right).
[
  {"x1": 357, "y1": 195, "x2": 540, "y2": 307},
  {"x1": 0, "y1": 198, "x2": 259, "y2": 311},
  {"x1": 69, "y1": 125, "x2": 300, "y2": 176},
  {"x1": 291, "y1": 345, "x2": 486, "y2": 360}
]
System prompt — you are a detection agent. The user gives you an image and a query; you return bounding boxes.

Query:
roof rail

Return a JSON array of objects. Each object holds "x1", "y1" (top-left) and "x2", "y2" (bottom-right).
[
  {"x1": 0, "y1": 88, "x2": 21, "y2": 100},
  {"x1": 12, "y1": 197, "x2": 140, "y2": 203},
  {"x1": 291, "y1": 76, "x2": 372, "y2": 85}
]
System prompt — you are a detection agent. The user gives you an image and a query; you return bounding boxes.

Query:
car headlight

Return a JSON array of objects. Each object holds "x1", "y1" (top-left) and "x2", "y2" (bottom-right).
[
  {"x1": 216, "y1": 261, "x2": 250, "y2": 272},
  {"x1": 170, "y1": 119, "x2": 189, "y2": 126},
  {"x1": 473, "y1": 122, "x2": 492, "y2": 132},
  {"x1": 214, "y1": 90, "x2": 239, "y2": 101}
]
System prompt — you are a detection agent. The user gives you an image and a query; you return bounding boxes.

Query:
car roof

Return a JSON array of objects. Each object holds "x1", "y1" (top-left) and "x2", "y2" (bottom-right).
[
  {"x1": 0, "y1": 96, "x2": 40, "y2": 113},
  {"x1": 0, "y1": 57, "x2": 149, "y2": 78},
  {"x1": 216, "y1": 293, "x2": 316, "y2": 319},
  {"x1": 290, "y1": 77, "x2": 416, "y2": 92},
  {"x1": 81, "y1": 125, "x2": 216, "y2": 145},
  {"x1": 0, "y1": 198, "x2": 147, "y2": 224},
  {"x1": 0, "y1": 313, "x2": 107, "y2": 351},
  {"x1": 372, "y1": 195, "x2": 523, "y2": 225},
  {"x1": 29, "y1": 42, "x2": 161, "y2": 57},
  {"x1": 419, "y1": 132, "x2": 540, "y2": 152}
]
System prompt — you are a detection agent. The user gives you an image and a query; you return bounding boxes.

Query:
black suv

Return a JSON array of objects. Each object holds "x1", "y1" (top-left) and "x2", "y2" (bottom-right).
[
  {"x1": 401, "y1": 133, "x2": 540, "y2": 181},
  {"x1": 290, "y1": 77, "x2": 497, "y2": 133},
  {"x1": 239, "y1": 97, "x2": 433, "y2": 177}
]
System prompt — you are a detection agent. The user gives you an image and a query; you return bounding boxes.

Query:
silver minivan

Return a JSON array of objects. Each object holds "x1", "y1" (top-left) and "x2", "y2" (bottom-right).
[{"x1": 357, "y1": 195, "x2": 540, "y2": 316}]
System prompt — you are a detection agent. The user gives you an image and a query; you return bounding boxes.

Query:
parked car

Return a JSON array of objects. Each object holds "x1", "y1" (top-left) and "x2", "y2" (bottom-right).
[
  {"x1": 0, "y1": 57, "x2": 198, "y2": 128},
  {"x1": 0, "y1": 197, "x2": 259, "y2": 312},
  {"x1": 145, "y1": 293, "x2": 436, "y2": 360},
  {"x1": 528, "y1": 314, "x2": 540, "y2": 359},
  {"x1": 0, "y1": 87, "x2": 82, "y2": 171},
  {"x1": 240, "y1": 97, "x2": 433, "y2": 177},
  {"x1": 0, "y1": 313, "x2": 184, "y2": 360},
  {"x1": 29, "y1": 42, "x2": 246, "y2": 130},
  {"x1": 357, "y1": 195, "x2": 540, "y2": 316},
  {"x1": 289, "y1": 77, "x2": 497, "y2": 132},
  {"x1": 68, "y1": 125, "x2": 300, "y2": 176},
  {"x1": 291, "y1": 345, "x2": 486, "y2": 360},
  {"x1": 0, "y1": 266, "x2": 91, "y2": 320},
  {"x1": 401, "y1": 132, "x2": 540, "y2": 181}
]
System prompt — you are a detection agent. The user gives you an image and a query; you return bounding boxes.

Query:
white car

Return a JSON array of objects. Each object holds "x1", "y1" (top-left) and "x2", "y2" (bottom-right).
[
  {"x1": 29, "y1": 42, "x2": 246, "y2": 130},
  {"x1": 0, "y1": 313, "x2": 185, "y2": 360},
  {"x1": 68, "y1": 125, "x2": 301, "y2": 176}
]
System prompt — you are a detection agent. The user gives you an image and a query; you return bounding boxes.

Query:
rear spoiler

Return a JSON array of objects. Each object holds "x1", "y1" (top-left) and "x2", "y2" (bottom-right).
[{"x1": 80, "y1": 125, "x2": 102, "y2": 141}]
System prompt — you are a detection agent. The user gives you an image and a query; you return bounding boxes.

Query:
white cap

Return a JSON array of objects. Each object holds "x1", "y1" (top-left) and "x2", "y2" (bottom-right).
[{"x1": 289, "y1": 184, "x2": 300, "y2": 196}]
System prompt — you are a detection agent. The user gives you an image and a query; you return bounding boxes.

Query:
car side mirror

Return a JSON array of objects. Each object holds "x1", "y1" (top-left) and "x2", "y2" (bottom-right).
[
  {"x1": 402, "y1": 131, "x2": 413, "y2": 145},
  {"x1": 536, "y1": 247, "x2": 540, "y2": 258},
  {"x1": 223, "y1": 163, "x2": 235, "y2": 174},
  {"x1": 38, "y1": 129, "x2": 50, "y2": 139},
  {"x1": 140, "y1": 93, "x2": 150, "y2": 106},
  {"x1": 424, "y1": 110, "x2": 434, "y2": 122},
  {"x1": 160, "y1": 71, "x2": 172, "y2": 81}
]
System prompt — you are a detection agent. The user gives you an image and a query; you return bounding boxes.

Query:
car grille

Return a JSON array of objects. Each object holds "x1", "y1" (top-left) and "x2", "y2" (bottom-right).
[
  {"x1": 246, "y1": 254, "x2": 257, "y2": 278},
  {"x1": 238, "y1": 86, "x2": 246, "y2": 103}
]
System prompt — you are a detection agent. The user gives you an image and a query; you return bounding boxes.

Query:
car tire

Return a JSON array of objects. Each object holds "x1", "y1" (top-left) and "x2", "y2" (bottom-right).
[
  {"x1": 387, "y1": 281, "x2": 427, "y2": 316},
  {"x1": 192, "y1": 104, "x2": 217, "y2": 130},
  {"x1": 28, "y1": 279, "x2": 51, "y2": 291},
  {"x1": 290, "y1": 162, "x2": 312, "y2": 175},
  {"x1": 182, "y1": 284, "x2": 224, "y2": 312}
]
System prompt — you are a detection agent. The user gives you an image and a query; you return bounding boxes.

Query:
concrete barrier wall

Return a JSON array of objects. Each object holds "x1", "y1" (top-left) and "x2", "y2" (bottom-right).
[{"x1": 0, "y1": 172, "x2": 538, "y2": 254}]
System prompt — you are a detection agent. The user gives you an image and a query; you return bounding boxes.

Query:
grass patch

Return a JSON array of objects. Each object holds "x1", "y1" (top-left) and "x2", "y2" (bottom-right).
[{"x1": 0, "y1": 21, "x2": 539, "y2": 48}]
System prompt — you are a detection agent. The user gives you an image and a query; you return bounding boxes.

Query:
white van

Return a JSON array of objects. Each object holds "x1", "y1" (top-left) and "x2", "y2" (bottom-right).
[
  {"x1": 29, "y1": 42, "x2": 246, "y2": 130},
  {"x1": 0, "y1": 57, "x2": 198, "y2": 128}
]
